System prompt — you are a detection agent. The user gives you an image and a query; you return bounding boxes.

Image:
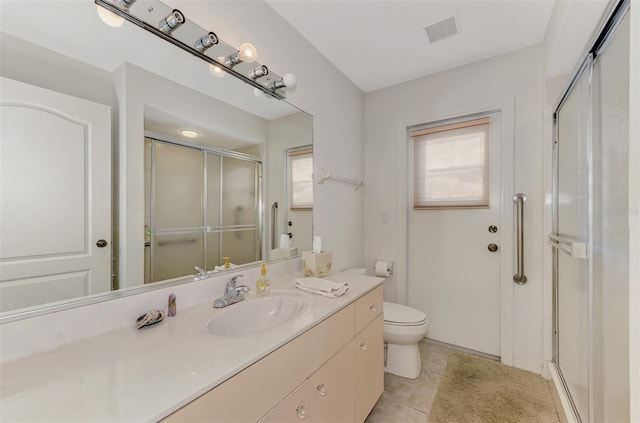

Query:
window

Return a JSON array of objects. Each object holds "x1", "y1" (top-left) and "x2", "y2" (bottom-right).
[
  {"x1": 411, "y1": 117, "x2": 490, "y2": 209},
  {"x1": 288, "y1": 148, "x2": 313, "y2": 209}
]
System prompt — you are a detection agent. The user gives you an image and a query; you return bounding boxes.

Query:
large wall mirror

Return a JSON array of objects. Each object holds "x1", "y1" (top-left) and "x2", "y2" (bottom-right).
[{"x1": 0, "y1": 1, "x2": 313, "y2": 318}]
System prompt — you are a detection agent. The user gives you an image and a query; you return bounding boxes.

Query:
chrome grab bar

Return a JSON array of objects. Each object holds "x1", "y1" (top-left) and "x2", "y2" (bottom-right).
[
  {"x1": 270, "y1": 202, "x2": 278, "y2": 249},
  {"x1": 513, "y1": 193, "x2": 527, "y2": 284},
  {"x1": 549, "y1": 234, "x2": 587, "y2": 259}
]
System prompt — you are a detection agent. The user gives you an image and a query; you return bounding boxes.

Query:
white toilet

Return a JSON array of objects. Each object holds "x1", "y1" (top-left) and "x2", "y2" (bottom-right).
[{"x1": 383, "y1": 302, "x2": 429, "y2": 379}]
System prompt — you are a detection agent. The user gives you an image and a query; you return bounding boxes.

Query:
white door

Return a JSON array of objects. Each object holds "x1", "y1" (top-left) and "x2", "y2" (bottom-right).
[
  {"x1": 407, "y1": 113, "x2": 502, "y2": 356},
  {"x1": 287, "y1": 209, "x2": 313, "y2": 253},
  {"x1": 286, "y1": 147, "x2": 313, "y2": 253},
  {"x1": 0, "y1": 77, "x2": 111, "y2": 312}
]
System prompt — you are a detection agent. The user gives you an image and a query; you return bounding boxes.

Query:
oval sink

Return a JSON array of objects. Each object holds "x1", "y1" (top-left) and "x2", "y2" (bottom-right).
[{"x1": 207, "y1": 291, "x2": 314, "y2": 338}]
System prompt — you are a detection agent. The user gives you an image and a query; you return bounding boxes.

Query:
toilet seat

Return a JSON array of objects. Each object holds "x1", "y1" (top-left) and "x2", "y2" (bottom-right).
[{"x1": 383, "y1": 302, "x2": 427, "y2": 326}]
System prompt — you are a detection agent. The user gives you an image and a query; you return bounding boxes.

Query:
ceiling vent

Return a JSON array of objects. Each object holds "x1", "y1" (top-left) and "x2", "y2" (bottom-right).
[{"x1": 424, "y1": 13, "x2": 458, "y2": 44}]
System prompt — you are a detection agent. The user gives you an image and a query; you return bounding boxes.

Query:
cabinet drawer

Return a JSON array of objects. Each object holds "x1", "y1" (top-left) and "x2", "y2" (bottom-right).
[
  {"x1": 355, "y1": 286, "x2": 383, "y2": 334},
  {"x1": 260, "y1": 342, "x2": 355, "y2": 423},
  {"x1": 162, "y1": 304, "x2": 355, "y2": 423}
]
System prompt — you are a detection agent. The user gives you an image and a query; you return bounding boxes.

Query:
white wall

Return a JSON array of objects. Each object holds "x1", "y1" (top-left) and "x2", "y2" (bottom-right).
[
  {"x1": 364, "y1": 45, "x2": 545, "y2": 371},
  {"x1": 0, "y1": 33, "x2": 113, "y2": 106}
]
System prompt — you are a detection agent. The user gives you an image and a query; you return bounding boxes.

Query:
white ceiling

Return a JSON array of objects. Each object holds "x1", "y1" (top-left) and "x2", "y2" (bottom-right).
[{"x1": 266, "y1": 0, "x2": 556, "y2": 92}]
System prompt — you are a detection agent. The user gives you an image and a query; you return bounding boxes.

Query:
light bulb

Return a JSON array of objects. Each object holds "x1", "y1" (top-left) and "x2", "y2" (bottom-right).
[
  {"x1": 238, "y1": 42, "x2": 257, "y2": 63},
  {"x1": 180, "y1": 130, "x2": 198, "y2": 138},
  {"x1": 96, "y1": 4, "x2": 125, "y2": 27},
  {"x1": 209, "y1": 60, "x2": 226, "y2": 78},
  {"x1": 282, "y1": 73, "x2": 297, "y2": 89}
]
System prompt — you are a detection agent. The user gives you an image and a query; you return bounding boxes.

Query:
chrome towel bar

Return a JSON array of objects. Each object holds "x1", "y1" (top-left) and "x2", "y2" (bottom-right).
[{"x1": 513, "y1": 193, "x2": 528, "y2": 284}]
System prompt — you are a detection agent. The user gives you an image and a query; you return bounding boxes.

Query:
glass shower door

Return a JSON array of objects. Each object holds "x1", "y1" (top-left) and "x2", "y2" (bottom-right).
[
  {"x1": 554, "y1": 58, "x2": 591, "y2": 422},
  {"x1": 145, "y1": 137, "x2": 262, "y2": 281},
  {"x1": 590, "y1": 11, "x2": 630, "y2": 422},
  {"x1": 151, "y1": 141, "x2": 204, "y2": 282},
  {"x1": 219, "y1": 156, "x2": 260, "y2": 265},
  {"x1": 553, "y1": 6, "x2": 631, "y2": 422}
]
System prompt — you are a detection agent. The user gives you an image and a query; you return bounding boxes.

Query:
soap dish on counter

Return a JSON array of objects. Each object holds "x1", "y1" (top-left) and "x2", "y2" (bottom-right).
[{"x1": 136, "y1": 310, "x2": 165, "y2": 329}]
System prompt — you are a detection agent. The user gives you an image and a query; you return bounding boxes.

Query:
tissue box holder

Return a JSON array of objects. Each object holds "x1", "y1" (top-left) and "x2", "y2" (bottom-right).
[{"x1": 302, "y1": 251, "x2": 332, "y2": 277}]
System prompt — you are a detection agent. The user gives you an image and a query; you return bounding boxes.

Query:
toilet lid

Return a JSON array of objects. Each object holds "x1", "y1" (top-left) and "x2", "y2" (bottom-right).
[{"x1": 383, "y1": 302, "x2": 427, "y2": 325}]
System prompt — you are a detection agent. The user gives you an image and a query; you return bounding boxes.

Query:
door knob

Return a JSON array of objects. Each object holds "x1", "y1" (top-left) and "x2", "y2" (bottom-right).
[
  {"x1": 288, "y1": 232, "x2": 293, "y2": 239},
  {"x1": 487, "y1": 243, "x2": 498, "y2": 252},
  {"x1": 288, "y1": 220, "x2": 293, "y2": 227},
  {"x1": 96, "y1": 239, "x2": 108, "y2": 248},
  {"x1": 488, "y1": 225, "x2": 498, "y2": 233}
]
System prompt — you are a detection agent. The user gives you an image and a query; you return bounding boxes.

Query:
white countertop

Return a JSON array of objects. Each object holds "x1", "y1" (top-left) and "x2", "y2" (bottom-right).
[{"x1": 0, "y1": 271, "x2": 383, "y2": 422}]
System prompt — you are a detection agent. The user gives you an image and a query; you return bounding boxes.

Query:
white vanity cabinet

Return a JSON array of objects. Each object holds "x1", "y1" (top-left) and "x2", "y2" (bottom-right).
[{"x1": 163, "y1": 286, "x2": 384, "y2": 423}]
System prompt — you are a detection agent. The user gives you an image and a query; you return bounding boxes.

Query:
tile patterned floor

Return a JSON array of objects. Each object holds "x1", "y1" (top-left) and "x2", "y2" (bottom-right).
[{"x1": 365, "y1": 339, "x2": 464, "y2": 423}]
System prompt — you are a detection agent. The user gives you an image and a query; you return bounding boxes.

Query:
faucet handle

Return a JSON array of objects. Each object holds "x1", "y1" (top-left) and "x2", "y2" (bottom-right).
[{"x1": 225, "y1": 274, "x2": 244, "y2": 292}]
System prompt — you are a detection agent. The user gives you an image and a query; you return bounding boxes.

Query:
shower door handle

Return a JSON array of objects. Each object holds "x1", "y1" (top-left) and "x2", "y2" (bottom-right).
[{"x1": 513, "y1": 193, "x2": 527, "y2": 284}]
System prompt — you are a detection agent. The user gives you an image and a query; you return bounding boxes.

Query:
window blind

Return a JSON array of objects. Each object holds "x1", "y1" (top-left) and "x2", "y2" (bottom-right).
[
  {"x1": 289, "y1": 149, "x2": 313, "y2": 209},
  {"x1": 411, "y1": 117, "x2": 490, "y2": 209}
]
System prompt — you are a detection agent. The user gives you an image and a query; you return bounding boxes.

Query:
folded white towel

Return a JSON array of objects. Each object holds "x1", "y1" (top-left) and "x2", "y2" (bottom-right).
[{"x1": 295, "y1": 277, "x2": 350, "y2": 298}]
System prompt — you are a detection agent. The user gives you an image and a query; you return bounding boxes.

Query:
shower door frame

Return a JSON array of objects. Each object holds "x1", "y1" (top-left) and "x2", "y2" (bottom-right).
[
  {"x1": 551, "y1": 54, "x2": 593, "y2": 423},
  {"x1": 551, "y1": 0, "x2": 630, "y2": 421},
  {"x1": 146, "y1": 131, "x2": 263, "y2": 282}
]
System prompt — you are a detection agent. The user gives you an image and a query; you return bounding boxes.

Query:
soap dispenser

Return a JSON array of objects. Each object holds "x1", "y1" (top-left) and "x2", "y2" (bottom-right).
[
  {"x1": 222, "y1": 256, "x2": 231, "y2": 269},
  {"x1": 256, "y1": 263, "x2": 270, "y2": 296}
]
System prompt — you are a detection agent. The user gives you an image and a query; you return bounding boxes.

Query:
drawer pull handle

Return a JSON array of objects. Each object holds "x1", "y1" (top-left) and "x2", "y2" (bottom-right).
[
  {"x1": 369, "y1": 304, "x2": 377, "y2": 313},
  {"x1": 360, "y1": 341, "x2": 368, "y2": 351},
  {"x1": 296, "y1": 405, "x2": 307, "y2": 419},
  {"x1": 316, "y1": 383, "x2": 327, "y2": 396}
]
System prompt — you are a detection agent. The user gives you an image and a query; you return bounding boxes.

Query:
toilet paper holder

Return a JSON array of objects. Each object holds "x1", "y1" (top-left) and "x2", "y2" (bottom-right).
[{"x1": 375, "y1": 260, "x2": 393, "y2": 277}]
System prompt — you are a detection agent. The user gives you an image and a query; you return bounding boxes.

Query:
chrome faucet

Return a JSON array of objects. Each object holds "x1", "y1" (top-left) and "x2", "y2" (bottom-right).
[
  {"x1": 193, "y1": 265, "x2": 207, "y2": 281},
  {"x1": 213, "y1": 275, "x2": 250, "y2": 308}
]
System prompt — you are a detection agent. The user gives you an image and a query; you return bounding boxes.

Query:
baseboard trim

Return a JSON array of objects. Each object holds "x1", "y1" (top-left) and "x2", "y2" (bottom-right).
[
  {"x1": 424, "y1": 337, "x2": 500, "y2": 361},
  {"x1": 513, "y1": 358, "x2": 543, "y2": 375},
  {"x1": 546, "y1": 361, "x2": 578, "y2": 423}
]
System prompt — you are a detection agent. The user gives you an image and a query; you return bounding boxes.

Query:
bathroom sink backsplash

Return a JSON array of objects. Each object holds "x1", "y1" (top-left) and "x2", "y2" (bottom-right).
[{"x1": 0, "y1": 259, "x2": 302, "y2": 363}]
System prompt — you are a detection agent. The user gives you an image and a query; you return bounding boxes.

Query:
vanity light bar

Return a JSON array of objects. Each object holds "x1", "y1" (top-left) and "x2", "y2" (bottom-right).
[{"x1": 94, "y1": 0, "x2": 289, "y2": 100}]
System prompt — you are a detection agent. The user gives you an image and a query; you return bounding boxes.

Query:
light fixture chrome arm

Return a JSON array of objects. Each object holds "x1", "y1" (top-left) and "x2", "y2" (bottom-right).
[
  {"x1": 94, "y1": 0, "x2": 291, "y2": 100},
  {"x1": 117, "y1": 0, "x2": 136, "y2": 9},
  {"x1": 194, "y1": 32, "x2": 218, "y2": 53},
  {"x1": 158, "y1": 9, "x2": 184, "y2": 34}
]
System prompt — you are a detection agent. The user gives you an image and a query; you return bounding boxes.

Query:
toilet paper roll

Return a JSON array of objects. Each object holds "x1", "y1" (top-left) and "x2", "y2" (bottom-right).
[{"x1": 375, "y1": 260, "x2": 393, "y2": 277}]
